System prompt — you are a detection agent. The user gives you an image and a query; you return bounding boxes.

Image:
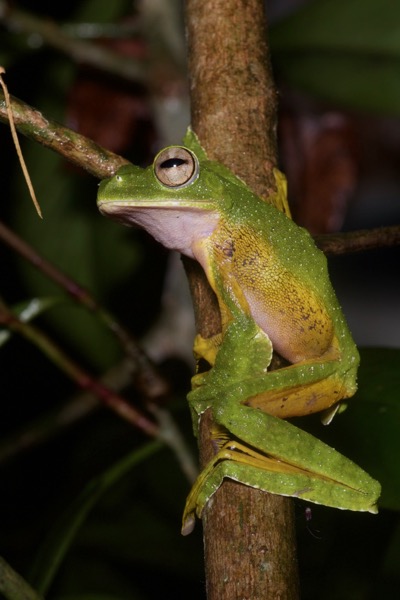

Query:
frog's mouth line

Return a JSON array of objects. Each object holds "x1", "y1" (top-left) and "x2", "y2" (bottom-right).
[{"x1": 97, "y1": 199, "x2": 218, "y2": 213}]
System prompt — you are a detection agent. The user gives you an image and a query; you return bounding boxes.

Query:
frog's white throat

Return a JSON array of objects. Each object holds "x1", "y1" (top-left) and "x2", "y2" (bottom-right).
[{"x1": 100, "y1": 204, "x2": 220, "y2": 259}]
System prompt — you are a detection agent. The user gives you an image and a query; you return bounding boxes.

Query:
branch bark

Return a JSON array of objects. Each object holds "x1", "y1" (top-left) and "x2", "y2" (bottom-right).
[
  {"x1": 0, "y1": 91, "x2": 128, "y2": 179},
  {"x1": 316, "y1": 224, "x2": 400, "y2": 255},
  {"x1": 185, "y1": 1, "x2": 300, "y2": 598}
]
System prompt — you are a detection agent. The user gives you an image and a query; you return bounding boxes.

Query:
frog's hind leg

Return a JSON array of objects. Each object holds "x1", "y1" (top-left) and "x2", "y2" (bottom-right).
[
  {"x1": 181, "y1": 414, "x2": 379, "y2": 535},
  {"x1": 244, "y1": 351, "x2": 358, "y2": 419}
]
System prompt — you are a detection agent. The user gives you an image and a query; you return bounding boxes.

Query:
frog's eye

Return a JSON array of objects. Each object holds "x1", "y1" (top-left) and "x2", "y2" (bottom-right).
[{"x1": 154, "y1": 147, "x2": 199, "y2": 188}]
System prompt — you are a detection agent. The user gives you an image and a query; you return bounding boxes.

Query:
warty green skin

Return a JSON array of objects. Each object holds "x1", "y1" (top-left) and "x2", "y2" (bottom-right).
[{"x1": 97, "y1": 128, "x2": 380, "y2": 534}]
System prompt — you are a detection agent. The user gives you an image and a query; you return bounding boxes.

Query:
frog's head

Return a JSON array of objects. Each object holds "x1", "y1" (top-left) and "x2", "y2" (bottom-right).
[{"x1": 97, "y1": 139, "x2": 245, "y2": 256}]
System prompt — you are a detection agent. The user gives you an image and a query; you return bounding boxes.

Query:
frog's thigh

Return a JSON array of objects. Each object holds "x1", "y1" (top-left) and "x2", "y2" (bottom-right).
[{"x1": 247, "y1": 367, "x2": 346, "y2": 418}]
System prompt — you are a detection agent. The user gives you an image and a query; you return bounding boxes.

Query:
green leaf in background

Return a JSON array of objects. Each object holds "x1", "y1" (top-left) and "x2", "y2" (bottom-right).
[
  {"x1": 270, "y1": 0, "x2": 400, "y2": 114},
  {"x1": 0, "y1": 297, "x2": 62, "y2": 347},
  {"x1": 29, "y1": 441, "x2": 163, "y2": 597}
]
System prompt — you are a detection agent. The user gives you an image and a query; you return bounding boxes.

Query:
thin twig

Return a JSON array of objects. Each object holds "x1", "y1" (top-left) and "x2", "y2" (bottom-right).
[
  {"x1": 0, "y1": 360, "x2": 132, "y2": 464},
  {"x1": 0, "y1": 393, "x2": 98, "y2": 464},
  {"x1": 149, "y1": 403, "x2": 198, "y2": 483},
  {"x1": 0, "y1": 358, "x2": 199, "y2": 487},
  {"x1": 0, "y1": 279, "x2": 197, "y2": 480},
  {"x1": 0, "y1": 299, "x2": 159, "y2": 438},
  {"x1": 0, "y1": 220, "x2": 168, "y2": 400}
]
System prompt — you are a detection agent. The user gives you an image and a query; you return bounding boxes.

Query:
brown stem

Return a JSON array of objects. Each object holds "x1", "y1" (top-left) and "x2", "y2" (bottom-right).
[
  {"x1": 185, "y1": 0, "x2": 300, "y2": 598},
  {"x1": 316, "y1": 224, "x2": 400, "y2": 255},
  {"x1": 0, "y1": 300, "x2": 158, "y2": 438},
  {"x1": 0, "y1": 220, "x2": 168, "y2": 400},
  {"x1": 0, "y1": 91, "x2": 129, "y2": 179}
]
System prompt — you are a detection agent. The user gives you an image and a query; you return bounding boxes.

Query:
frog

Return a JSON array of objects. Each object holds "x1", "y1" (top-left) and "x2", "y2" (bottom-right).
[{"x1": 97, "y1": 127, "x2": 380, "y2": 535}]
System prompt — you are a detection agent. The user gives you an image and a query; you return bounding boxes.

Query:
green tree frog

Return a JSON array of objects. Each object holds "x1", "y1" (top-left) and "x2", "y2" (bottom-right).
[{"x1": 97, "y1": 128, "x2": 380, "y2": 535}]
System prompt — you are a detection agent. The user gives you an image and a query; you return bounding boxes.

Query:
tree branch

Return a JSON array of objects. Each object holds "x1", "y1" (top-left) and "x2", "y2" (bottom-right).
[
  {"x1": 1, "y1": 91, "x2": 398, "y2": 256},
  {"x1": 316, "y1": 224, "x2": 400, "y2": 255},
  {"x1": 0, "y1": 91, "x2": 128, "y2": 179},
  {"x1": 185, "y1": 1, "x2": 300, "y2": 598},
  {"x1": 0, "y1": 298, "x2": 159, "y2": 438}
]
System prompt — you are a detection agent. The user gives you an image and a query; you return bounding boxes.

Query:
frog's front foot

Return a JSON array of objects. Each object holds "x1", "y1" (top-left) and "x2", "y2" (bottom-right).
[
  {"x1": 187, "y1": 381, "x2": 217, "y2": 421},
  {"x1": 190, "y1": 370, "x2": 210, "y2": 390}
]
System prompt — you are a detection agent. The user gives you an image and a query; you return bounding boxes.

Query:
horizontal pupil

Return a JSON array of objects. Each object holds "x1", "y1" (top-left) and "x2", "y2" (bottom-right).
[{"x1": 161, "y1": 158, "x2": 188, "y2": 169}]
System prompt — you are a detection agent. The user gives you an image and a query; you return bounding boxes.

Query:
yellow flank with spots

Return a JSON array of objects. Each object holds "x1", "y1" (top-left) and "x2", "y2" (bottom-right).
[{"x1": 211, "y1": 222, "x2": 337, "y2": 364}]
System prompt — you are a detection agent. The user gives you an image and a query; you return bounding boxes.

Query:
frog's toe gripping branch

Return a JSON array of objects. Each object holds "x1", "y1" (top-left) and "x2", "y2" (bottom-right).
[
  {"x1": 181, "y1": 397, "x2": 380, "y2": 535},
  {"x1": 181, "y1": 431, "x2": 380, "y2": 535}
]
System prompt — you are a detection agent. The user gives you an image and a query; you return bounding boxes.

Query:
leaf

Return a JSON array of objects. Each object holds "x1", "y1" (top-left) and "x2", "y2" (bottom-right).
[
  {"x1": 29, "y1": 441, "x2": 163, "y2": 596},
  {"x1": 270, "y1": 0, "x2": 400, "y2": 114},
  {"x1": 0, "y1": 297, "x2": 62, "y2": 346}
]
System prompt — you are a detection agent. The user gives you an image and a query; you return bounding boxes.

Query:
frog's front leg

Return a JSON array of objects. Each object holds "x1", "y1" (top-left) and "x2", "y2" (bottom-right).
[{"x1": 188, "y1": 314, "x2": 274, "y2": 427}]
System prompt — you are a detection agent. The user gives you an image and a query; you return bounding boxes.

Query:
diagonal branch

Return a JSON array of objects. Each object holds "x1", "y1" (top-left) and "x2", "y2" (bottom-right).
[
  {"x1": 1, "y1": 91, "x2": 399, "y2": 255},
  {"x1": 0, "y1": 91, "x2": 128, "y2": 179},
  {"x1": 0, "y1": 298, "x2": 159, "y2": 438},
  {"x1": 0, "y1": 219, "x2": 168, "y2": 400}
]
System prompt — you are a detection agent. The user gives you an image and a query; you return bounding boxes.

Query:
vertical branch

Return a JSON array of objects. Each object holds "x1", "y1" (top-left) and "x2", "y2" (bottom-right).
[{"x1": 184, "y1": 0, "x2": 300, "y2": 598}]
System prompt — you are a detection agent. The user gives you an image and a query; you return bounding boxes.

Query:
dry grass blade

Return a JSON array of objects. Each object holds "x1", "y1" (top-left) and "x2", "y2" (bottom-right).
[{"x1": 0, "y1": 66, "x2": 42, "y2": 218}]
